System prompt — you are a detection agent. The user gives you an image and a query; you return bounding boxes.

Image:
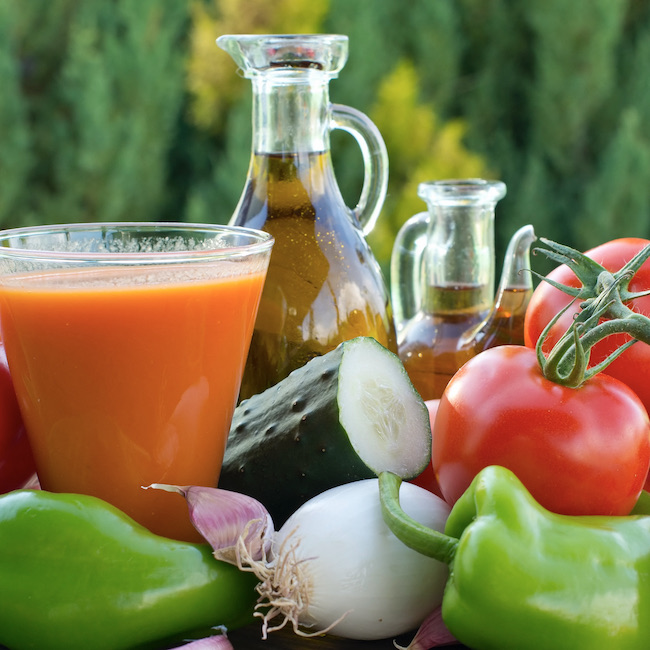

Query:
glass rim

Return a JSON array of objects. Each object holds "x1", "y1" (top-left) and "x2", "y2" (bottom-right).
[
  {"x1": 0, "y1": 222, "x2": 274, "y2": 264},
  {"x1": 418, "y1": 178, "x2": 507, "y2": 204},
  {"x1": 217, "y1": 33, "x2": 349, "y2": 78},
  {"x1": 217, "y1": 33, "x2": 348, "y2": 44}
]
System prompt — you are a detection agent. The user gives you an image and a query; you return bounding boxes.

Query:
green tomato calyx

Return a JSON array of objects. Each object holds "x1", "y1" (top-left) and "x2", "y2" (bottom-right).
[{"x1": 534, "y1": 238, "x2": 650, "y2": 388}]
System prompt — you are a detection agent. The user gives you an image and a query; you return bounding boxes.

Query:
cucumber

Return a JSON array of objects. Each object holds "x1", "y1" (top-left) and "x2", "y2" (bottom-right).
[{"x1": 219, "y1": 336, "x2": 431, "y2": 525}]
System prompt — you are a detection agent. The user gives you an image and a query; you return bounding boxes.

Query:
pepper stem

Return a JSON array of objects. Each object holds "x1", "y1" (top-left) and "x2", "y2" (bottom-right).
[{"x1": 378, "y1": 471, "x2": 458, "y2": 566}]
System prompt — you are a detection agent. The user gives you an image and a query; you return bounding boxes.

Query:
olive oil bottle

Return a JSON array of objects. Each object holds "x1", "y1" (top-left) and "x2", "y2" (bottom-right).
[{"x1": 218, "y1": 35, "x2": 396, "y2": 400}]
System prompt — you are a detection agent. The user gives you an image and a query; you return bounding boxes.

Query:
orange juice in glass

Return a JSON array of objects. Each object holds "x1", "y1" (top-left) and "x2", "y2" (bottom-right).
[{"x1": 0, "y1": 222, "x2": 273, "y2": 542}]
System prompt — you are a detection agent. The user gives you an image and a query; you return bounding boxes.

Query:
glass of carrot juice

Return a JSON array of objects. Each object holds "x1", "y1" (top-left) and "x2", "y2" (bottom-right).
[{"x1": 0, "y1": 222, "x2": 273, "y2": 542}]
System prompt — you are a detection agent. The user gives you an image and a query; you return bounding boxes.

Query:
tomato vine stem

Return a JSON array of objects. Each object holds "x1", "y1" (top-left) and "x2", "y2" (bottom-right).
[{"x1": 534, "y1": 238, "x2": 650, "y2": 388}]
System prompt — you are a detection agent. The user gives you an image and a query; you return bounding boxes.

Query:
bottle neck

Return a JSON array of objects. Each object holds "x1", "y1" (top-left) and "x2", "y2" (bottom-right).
[
  {"x1": 421, "y1": 203, "x2": 495, "y2": 315},
  {"x1": 250, "y1": 71, "x2": 331, "y2": 154}
]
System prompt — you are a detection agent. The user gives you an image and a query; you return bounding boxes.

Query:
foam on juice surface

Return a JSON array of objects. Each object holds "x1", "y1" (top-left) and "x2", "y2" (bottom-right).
[{"x1": 0, "y1": 261, "x2": 264, "y2": 291}]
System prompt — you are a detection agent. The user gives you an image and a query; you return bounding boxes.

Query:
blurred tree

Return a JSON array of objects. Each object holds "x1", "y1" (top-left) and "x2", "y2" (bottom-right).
[
  {"x1": 0, "y1": 0, "x2": 188, "y2": 227},
  {"x1": 0, "y1": 0, "x2": 32, "y2": 227},
  {"x1": 366, "y1": 60, "x2": 490, "y2": 268},
  {"x1": 322, "y1": 0, "x2": 465, "y2": 201},
  {"x1": 454, "y1": 0, "x2": 650, "y2": 271}
]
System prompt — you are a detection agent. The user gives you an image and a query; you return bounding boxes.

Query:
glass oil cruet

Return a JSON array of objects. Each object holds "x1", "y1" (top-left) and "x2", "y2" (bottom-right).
[
  {"x1": 217, "y1": 34, "x2": 397, "y2": 400},
  {"x1": 391, "y1": 179, "x2": 533, "y2": 401}
]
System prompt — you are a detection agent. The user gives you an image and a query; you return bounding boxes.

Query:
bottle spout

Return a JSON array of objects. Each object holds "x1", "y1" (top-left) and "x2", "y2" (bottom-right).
[
  {"x1": 216, "y1": 34, "x2": 349, "y2": 77},
  {"x1": 496, "y1": 223, "x2": 537, "y2": 298}
]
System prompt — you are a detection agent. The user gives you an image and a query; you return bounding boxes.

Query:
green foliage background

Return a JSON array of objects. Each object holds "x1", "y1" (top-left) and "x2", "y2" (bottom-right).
[{"x1": 2, "y1": 0, "x2": 650, "y2": 280}]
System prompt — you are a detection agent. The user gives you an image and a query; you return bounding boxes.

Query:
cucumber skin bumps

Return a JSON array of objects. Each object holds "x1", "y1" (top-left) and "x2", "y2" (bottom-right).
[{"x1": 219, "y1": 337, "x2": 432, "y2": 525}]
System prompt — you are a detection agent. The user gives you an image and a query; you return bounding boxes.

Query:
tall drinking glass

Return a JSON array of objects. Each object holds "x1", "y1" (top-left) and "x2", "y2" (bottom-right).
[{"x1": 0, "y1": 222, "x2": 273, "y2": 542}]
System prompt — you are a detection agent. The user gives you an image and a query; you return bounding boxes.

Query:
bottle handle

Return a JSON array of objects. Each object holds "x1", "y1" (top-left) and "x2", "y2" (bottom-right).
[
  {"x1": 390, "y1": 211, "x2": 430, "y2": 331},
  {"x1": 330, "y1": 104, "x2": 388, "y2": 236}
]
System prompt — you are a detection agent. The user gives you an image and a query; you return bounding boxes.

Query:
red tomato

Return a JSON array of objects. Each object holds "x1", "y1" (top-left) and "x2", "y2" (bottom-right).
[
  {"x1": 409, "y1": 400, "x2": 444, "y2": 499},
  {"x1": 524, "y1": 238, "x2": 650, "y2": 416},
  {"x1": 432, "y1": 345, "x2": 650, "y2": 516},
  {"x1": 0, "y1": 343, "x2": 37, "y2": 493}
]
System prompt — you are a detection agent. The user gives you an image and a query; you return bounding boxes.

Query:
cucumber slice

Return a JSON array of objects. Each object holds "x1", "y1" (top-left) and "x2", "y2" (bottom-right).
[
  {"x1": 337, "y1": 338, "x2": 430, "y2": 477},
  {"x1": 219, "y1": 337, "x2": 431, "y2": 525}
]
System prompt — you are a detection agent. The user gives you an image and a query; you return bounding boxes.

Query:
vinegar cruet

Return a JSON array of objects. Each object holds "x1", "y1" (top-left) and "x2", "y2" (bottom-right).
[
  {"x1": 391, "y1": 179, "x2": 513, "y2": 400},
  {"x1": 217, "y1": 34, "x2": 397, "y2": 399}
]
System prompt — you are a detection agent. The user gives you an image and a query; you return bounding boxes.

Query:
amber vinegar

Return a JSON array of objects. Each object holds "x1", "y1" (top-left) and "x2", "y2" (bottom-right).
[
  {"x1": 461, "y1": 285, "x2": 533, "y2": 353},
  {"x1": 398, "y1": 284, "x2": 489, "y2": 400}
]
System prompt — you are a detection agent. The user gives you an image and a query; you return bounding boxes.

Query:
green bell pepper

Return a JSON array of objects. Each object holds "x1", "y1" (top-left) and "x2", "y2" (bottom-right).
[
  {"x1": 0, "y1": 488, "x2": 258, "y2": 650},
  {"x1": 631, "y1": 489, "x2": 650, "y2": 516},
  {"x1": 380, "y1": 465, "x2": 650, "y2": 650}
]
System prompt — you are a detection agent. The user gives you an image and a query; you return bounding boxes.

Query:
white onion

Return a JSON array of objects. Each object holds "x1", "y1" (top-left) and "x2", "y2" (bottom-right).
[{"x1": 257, "y1": 478, "x2": 450, "y2": 641}]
